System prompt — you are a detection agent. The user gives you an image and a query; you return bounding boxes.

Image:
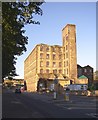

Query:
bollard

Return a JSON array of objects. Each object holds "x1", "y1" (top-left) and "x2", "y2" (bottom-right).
[
  {"x1": 64, "y1": 88, "x2": 70, "y2": 101},
  {"x1": 66, "y1": 92, "x2": 69, "y2": 101}
]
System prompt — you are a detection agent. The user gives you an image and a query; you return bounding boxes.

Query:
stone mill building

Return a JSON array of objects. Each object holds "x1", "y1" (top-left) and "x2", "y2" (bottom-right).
[{"x1": 24, "y1": 24, "x2": 77, "y2": 92}]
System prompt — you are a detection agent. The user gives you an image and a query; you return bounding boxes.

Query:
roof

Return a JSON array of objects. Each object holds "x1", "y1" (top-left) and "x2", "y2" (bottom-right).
[
  {"x1": 77, "y1": 64, "x2": 82, "y2": 68},
  {"x1": 78, "y1": 75, "x2": 88, "y2": 79},
  {"x1": 83, "y1": 65, "x2": 93, "y2": 69},
  {"x1": 62, "y1": 24, "x2": 76, "y2": 31},
  {"x1": 37, "y1": 43, "x2": 62, "y2": 48}
]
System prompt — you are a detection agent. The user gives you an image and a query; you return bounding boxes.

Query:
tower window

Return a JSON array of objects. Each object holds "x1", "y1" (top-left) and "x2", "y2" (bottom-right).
[
  {"x1": 64, "y1": 61, "x2": 65, "y2": 67},
  {"x1": 66, "y1": 52, "x2": 68, "y2": 58},
  {"x1": 64, "y1": 47, "x2": 65, "y2": 52},
  {"x1": 66, "y1": 61, "x2": 68, "y2": 66},
  {"x1": 67, "y1": 68, "x2": 68, "y2": 74},
  {"x1": 64, "y1": 69, "x2": 66, "y2": 74},
  {"x1": 68, "y1": 28, "x2": 70, "y2": 34},
  {"x1": 66, "y1": 35, "x2": 68, "y2": 40},
  {"x1": 63, "y1": 37, "x2": 65, "y2": 45}
]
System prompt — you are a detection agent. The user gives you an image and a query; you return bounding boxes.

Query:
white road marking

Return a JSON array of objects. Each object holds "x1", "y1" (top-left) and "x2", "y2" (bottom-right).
[
  {"x1": 86, "y1": 113, "x2": 98, "y2": 118},
  {"x1": 66, "y1": 107, "x2": 96, "y2": 110}
]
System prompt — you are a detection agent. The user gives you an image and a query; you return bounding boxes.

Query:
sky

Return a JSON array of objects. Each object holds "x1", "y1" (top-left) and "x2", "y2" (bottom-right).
[{"x1": 15, "y1": 2, "x2": 96, "y2": 79}]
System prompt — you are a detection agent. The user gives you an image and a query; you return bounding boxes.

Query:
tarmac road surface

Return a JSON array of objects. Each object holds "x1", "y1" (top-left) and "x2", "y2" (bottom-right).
[{"x1": 2, "y1": 89, "x2": 98, "y2": 118}]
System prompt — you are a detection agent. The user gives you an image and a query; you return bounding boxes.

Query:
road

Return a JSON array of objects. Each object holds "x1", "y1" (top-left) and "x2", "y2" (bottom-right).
[{"x1": 2, "y1": 88, "x2": 98, "y2": 118}]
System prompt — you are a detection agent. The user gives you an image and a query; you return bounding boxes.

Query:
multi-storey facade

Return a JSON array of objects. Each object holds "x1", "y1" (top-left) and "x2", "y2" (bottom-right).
[{"x1": 24, "y1": 24, "x2": 77, "y2": 92}]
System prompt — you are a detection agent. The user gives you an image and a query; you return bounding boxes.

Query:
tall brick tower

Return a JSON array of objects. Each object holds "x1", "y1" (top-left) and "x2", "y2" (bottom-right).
[{"x1": 62, "y1": 24, "x2": 77, "y2": 83}]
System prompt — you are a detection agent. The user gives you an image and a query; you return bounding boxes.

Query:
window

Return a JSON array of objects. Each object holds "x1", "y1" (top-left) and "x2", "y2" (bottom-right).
[
  {"x1": 63, "y1": 36, "x2": 65, "y2": 45},
  {"x1": 64, "y1": 61, "x2": 65, "y2": 67},
  {"x1": 40, "y1": 53, "x2": 43, "y2": 59},
  {"x1": 66, "y1": 52, "x2": 68, "y2": 58},
  {"x1": 79, "y1": 69, "x2": 82, "y2": 74},
  {"x1": 59, "y1": 54, "x2": 62, "y2": 60},
  {"x1": 46, "y1": 47, "x2": 49, "y2": 51},
  {"x1": 66, "y1": 45, "x2": 68, "y2": 50},
  {"x1": 40, "y1": 61, "x2": 43, "y2": 67},
  {"x1": 63, "y1": 36, "x2": 65, "y2": 41},
  {"x1": 59, "y1": 62, "x2": 62, "y2": 67},
  {"x1": 66, "y1": 61, "x2": 68, "y2": 66},
  {"x1": 67, "y1": 68, "x2": 68, "y2": 74},
  {"x1": 53, "y1": 69, "x2": 57, "y2": 74},
  {"x1": 64, "y1": 54, "x2": 65, "y2": 59},
  {"x1": 66, "y1": 34, "x2": 68, "y2": 40},
  {"x1": 59, "y1": 70, "x2": 62, "y2": 74},
  {"x1": 40, "y1": 69, "x2": 43, "y2": 73},
  {"x1": 68, "y1": 27, "x2": 70, "y2": 34},
  {"x1": 53, "y1": 54, "x2": 56, "y2": 60},
  {"x1": 84, "y1": 69, "x2": 87, "y2": 73},
  {"x1": 63, "y1": 47, "x2": 65, "y2": 52},
  {"x1": 46, "y1": 69, "x2": 49, "y2": 73},
  {"x1": 46, "y1": 54, "x2": 49, "y2": 59},
  {"x1": 64, "y1": 69, "x2": 66, "y2": 74},
  {"x1": 53, "y1": 62, "x2": 56, "y2": 67},
  {"x1": 46, "y1": 61, "x2": 49, "y2": 67},
  {"x1": 52, "y1": 47, "x2": 55, "y2": 52},
  {"x1": 58, "y1": 47, "x2": 61, "y2": 52},
  {"x1": 40, "y1": 46, "x2": 43, "y2": 51},
  {"x1": 90, "y1": 69, "x2": 92, "y2": 72}
]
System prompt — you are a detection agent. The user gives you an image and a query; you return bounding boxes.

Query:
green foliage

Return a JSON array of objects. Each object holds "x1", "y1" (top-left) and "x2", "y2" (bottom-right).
[
  {"x1": 95, "y1": 70, "x2": 98, "y2": 80},
  {"x1": 88, "y1": 84, "x2": 95, "y2": 91},
  {"x1": 2, "y1": 2, "x2": 44, "y2": 79}
]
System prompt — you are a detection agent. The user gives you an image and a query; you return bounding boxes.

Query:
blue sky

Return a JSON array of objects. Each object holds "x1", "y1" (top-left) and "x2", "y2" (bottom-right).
[{"x1": 15, "y1": 2, "x2": 96, "y2": 79}]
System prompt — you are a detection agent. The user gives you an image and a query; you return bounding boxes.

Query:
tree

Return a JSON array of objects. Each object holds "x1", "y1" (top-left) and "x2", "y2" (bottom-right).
[
  {"x1": 95, "y1": 70, "x2": 98, "y2": 80},
  {"x1": 2, "y1": 1, "x2": 44, "y2": 79}
]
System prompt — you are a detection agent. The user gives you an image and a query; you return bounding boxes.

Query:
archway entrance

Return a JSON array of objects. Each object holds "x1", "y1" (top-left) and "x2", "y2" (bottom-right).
[{"x1": 37, "y1": 78, "x2": 47, "y2": 92}]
